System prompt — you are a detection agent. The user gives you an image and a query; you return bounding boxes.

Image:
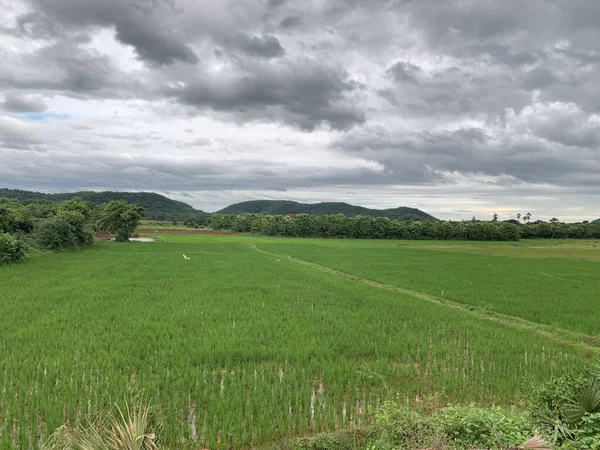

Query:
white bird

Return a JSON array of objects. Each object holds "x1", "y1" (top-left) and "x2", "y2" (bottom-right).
[{"x1": 183, "y1": 255, "x2": 191, "y2": 260}]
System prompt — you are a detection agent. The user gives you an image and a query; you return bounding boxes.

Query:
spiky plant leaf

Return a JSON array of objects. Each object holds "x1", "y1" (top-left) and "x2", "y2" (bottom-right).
[{"x1": 564, "y1": 374, "x2": 600, "y2": 425}]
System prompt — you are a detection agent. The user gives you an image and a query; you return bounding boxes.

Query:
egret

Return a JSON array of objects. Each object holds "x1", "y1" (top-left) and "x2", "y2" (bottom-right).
[{"x1": 183, "y1": 255, "x2": 191, "y2": 260}]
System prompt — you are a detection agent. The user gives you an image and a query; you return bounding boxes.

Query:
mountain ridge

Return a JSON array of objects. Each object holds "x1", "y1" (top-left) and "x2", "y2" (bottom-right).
[
  {"x1": 216, "y1": 200, "x2": 437, "y2": 220},
  {"x1": 0, "y1": 189, "x2": 207, "y2": 220}
]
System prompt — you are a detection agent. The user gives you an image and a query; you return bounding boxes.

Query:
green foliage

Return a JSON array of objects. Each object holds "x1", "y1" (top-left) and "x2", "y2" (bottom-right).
[
  {"x1": 97, "y1": 201, "x2": 145, "y2": 241},
  {"x1": 530, "y1": 364, "x2": 600, "y2": 448},
  {"x1": 0, "y1": 188, "x2": 208, "y2": 221},
  {"x1": 34, "y1": 198, "x2": 94, "y2": 250},
  {"x1": 369, "y1": 402, "x2": 533, "y2": 450},
  {"x1": 211, "y1": 213, "x2": 521, "y2": 241},
  {"x1": 435, "y1": 405, "x2": 532, "y2": 448},
  {"x1": 216, "y1": 200, "x2": 437, "y2": 220},
  {"x1": 521, "y1": 221, "x2": 600, "y2": 239},
  {"x1": 35, "y1": 217, "x2": 78, "y2": 250},
  {"x1": 0, "y1": 232, "x2": 25, "y2": 265}
]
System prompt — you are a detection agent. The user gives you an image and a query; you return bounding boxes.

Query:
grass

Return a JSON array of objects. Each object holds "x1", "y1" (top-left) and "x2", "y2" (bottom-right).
[
  {"x1": 0, "y1": 235, "x2": 595, "y2": 449},
  {"x1": 257, "y1": 238, "x2": 600, "y2": 336}
]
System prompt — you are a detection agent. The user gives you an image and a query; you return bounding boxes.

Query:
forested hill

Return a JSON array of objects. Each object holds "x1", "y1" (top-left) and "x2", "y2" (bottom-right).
[
  {"x1": 0, "y1": 189, "x2": 207, "y2": 220},
  {"x1": 217, "y1": 200, "x2": 437, "y2": 221},
  {"x1": 593, "y1": 218, "x2": 600, "y2": 224}
]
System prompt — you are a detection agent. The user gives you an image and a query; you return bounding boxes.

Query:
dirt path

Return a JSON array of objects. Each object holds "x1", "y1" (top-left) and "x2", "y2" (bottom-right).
[{"x1": 247, "y1": 243, "x2": 600, "y2": 355}]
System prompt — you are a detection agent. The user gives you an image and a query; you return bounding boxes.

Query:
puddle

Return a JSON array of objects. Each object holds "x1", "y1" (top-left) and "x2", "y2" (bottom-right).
[{"x1": 129, "y1": 237, "x2": 155, "y2": 242}]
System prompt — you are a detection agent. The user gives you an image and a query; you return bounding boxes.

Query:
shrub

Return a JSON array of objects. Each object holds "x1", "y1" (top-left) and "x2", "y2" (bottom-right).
[
  {"x1": 530, "y1": 364, "x2": 600, "y2": 448},
  {"x1": 0, "y1": 232, "x2": 25, "y2": 265},
  {"x1": 368, "y1": 402, "x2": 534, "y2": 450},
  {"x1": 35, "y1": 217, "x2": 77, "y2": 251},
  {"x1": 435, "y1": 405, "x2": 532, "y2": 448}
]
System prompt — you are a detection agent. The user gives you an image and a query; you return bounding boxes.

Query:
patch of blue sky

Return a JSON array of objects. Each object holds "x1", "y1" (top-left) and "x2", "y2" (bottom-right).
[{"x1": 22, "y1": 112, "x2": 73, "y2": 122}]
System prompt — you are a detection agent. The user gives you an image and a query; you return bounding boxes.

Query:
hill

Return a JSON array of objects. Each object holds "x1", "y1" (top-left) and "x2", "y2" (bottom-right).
[
  {"x1": 0, "y1": 189, "x2": 207, "y2": 220},
  {"x1": 593, "y1": 218, "x2": 600, "y2": 224},
  {"x1": 217, "y1": 200, "x2": 437, "y2": 220}
]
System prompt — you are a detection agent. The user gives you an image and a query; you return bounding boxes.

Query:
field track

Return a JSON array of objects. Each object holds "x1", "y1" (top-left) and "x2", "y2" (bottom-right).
[{"x1": 248, "y1": 243, "x2": 600, "y2": 355}]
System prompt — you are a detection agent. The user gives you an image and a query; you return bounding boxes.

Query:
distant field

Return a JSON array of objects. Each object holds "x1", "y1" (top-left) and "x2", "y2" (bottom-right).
[{"x1": 0, "y1": 236, "x2": 596, "y2": 449}]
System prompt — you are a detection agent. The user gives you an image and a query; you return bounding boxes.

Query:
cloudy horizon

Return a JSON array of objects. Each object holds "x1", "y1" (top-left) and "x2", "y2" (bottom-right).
[{"x1": 1, "y1": 0, "x2": 599, "y2": 221}]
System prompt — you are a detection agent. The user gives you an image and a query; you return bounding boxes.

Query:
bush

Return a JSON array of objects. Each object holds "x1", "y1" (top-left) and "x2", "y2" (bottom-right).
[
  {"x1": 368, "y1": 401, "x2": 534, "y2": 450},
  {"x1": 530, "y1": 364, "x2": 600, "y2": 448},
  {"x1": 0, "y1": 232, "x2": 25, "y2": 265},
  {"x1": 435, "y1": 405, "x2": 532, "y2": 448},
  {"x1": 35, "y1": 217, "x2": 77, "y2": 251}
]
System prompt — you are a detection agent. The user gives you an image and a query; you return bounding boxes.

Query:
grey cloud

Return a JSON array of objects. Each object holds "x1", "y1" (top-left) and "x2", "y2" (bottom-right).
[
  {"x1": 21, "y1": 0, "x2": 198, "y2": 65},
  {"x1": 113, "y1": 15, "x2": 198, "y2": 65},
  {"x1": 332, "y1": 122, "x2": 600, "y2": 187},
  {"x1": 278, "y1": 15, "x2": 302, "y2": 30},
  {"x1": 167, "y1": 58, "x2": 365, "y2": 130},
  {"x1": 522, "y1": 67, "x2": 559, "y2": 91},
  {"x1": 267, "y1": 0, "x2": 287, "y2": 8},
  {"x1": 383, "y1": 64, "x2": 531, "y2": 117},
  {"x1": 221, "y1": 33, "x2": 285, "y2": 58},
  {"x1": 0, "y1": 148, "x2": 383, "y2": 193},
  {"x1": 1, "y1": 94, "x2": 48, "y2": 113},
  {"x1": 0, "y1": 40, "x2": 131, "y2": 98},
  {"x1": 376, "y1": 88, "x2": 399, "y2": 106},
  {"x1": 526, "y1": 109, "x2": 600, "y2": 149},
  {"x1": 0, "y1": 117, "x2": 43, "y2": 150},
  {"x1": 181, "y1": 137, "x2": 212, "y2": 147},
  {"x1": 386, "y1": 61, "x2": 422, "y2": 84}
]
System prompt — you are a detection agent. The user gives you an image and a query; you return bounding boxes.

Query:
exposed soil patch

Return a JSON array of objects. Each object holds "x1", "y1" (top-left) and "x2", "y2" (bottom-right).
[
  {"x1": 95, "y1": 232, "x2": 111, "y2": 239},
  {"x1": 137, "y1": 229, "x2": 234, "y2": 235}
]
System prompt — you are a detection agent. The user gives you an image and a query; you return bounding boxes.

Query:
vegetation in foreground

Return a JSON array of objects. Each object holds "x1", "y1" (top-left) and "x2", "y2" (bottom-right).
[
  {"x1": 0, "y1": 235, "x2": 596, "y2": 449},
  {"x1": 44, "y1": 362, "x2": 600, "y2": 449}
]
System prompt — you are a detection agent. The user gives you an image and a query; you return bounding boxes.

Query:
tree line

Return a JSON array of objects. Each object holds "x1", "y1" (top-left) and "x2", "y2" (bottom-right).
[
  {"x1": 0, "y1": 198, "x2": 144, "y2": 265},
  {"x1": 210, "y1": 213, "x2": 522, "y2": 240},
  {"x1": 210, "y1": 213, "x2": 600, "y2": 241}
]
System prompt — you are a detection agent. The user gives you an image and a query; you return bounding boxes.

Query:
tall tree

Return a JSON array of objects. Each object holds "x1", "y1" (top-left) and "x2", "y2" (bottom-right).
[{"x1": 97, "y1": 201, "x2": 145, "y2": 242}]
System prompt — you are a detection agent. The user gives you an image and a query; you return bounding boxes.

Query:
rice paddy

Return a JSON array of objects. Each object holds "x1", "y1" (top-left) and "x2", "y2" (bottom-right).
[{"x1": 0, "y1": 235, "x2": 597, "y2": 449}]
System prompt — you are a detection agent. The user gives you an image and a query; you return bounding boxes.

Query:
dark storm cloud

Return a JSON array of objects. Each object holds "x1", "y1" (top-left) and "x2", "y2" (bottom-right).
[
  {"x1": 167, "y1": 58, "x2": 365, "y2": 130},
  {"x1": 1, "y1": 94, "x2": 48, "y2": 113},
  {"x1": 0, "y1": 40, "x2": 134, "y2": 98},
  {"x1": 22, "y1": 0, "x2": 198, "y2": 65}
]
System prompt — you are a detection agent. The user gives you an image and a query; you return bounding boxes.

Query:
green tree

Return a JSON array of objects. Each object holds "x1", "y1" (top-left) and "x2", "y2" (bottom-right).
[
  {"x1": 97, "y1": 201, "x2": 144, "y2": 242},
  {"x1": 492, "y1": 213, "x2": 498, "y2": 222},
  {"x1": 0, "y1": 232, "x2": 25, "y2": 265}
]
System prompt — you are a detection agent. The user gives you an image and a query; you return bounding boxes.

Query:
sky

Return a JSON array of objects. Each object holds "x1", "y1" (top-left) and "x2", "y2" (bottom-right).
[{"x1": 0, "y1": 0, "x2": 599, "y2": 221}]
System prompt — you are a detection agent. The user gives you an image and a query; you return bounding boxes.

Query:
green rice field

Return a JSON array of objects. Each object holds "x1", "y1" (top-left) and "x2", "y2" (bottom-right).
[{"x1": 1, "y1": 235, "x2": 598, "y2": 449}]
